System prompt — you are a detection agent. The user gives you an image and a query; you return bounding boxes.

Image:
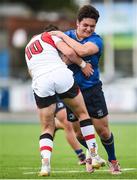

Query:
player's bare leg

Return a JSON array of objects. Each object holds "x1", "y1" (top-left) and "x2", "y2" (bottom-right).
[
  {"x1": 63, "y1": 92, "x2": 96, "y2": 172},
  {"x1": 38, "y1": 104, "x2": 56, "y2": 176},
  {"x1": 55, "y1": 109, "x2": 86, "y2": 165}
]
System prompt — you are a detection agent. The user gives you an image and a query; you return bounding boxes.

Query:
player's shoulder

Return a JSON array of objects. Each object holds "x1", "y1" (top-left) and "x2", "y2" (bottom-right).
[
  {"x1": 41, "y1": 32, "x2": 51, "y2": 41},
  {"x1": 90, "y1": 32, "x2": 102, "y2": 41},
  {"x1": 65, "y1": 29, "x2": 75, "y2": 36},
  {"x1": 87, "y1": 32, "x2": 103, "y2": 47}
]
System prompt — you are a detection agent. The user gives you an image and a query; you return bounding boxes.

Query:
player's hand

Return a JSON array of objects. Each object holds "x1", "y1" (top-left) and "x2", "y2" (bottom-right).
[
  {"x1": 49, "y1": 31, "x2": 64, "y2": 38},
  {"x1": 81, "y1": 63, "x2": 94, "y2": 77}
]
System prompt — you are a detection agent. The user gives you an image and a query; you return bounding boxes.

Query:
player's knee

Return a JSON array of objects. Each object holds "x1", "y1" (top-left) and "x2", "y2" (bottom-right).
[
  {"x1": 39, "y1": 109, "x2": 55, "y2": 127},
  {"x1": 99, "y1": 128, "x2": 110, "y2": 139},
  {"x1": 41, "y1": 113, "x2": 53, "y2": 122}
]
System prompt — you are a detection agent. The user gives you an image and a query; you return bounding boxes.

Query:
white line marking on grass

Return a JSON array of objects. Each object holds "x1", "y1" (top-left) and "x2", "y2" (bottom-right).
[{"x1": 23, "y1": 168, "x2": 137, "y2": 175}]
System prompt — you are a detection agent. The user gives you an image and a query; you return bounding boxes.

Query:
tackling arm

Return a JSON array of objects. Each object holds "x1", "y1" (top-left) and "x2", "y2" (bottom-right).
[
  {"x1": 50, "y1": 31, "x2": 99, "y2": 57},
  {"x1": 56, "y1": 40, "x2": 83, "y2": 66},
  {"x1": 56, "y1": 41, "x2": 94, "y2": 77}
]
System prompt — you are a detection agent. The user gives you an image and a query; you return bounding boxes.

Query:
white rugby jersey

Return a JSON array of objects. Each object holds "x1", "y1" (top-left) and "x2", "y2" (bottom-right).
[{"x1": 25, "y1": 32, "x2": 67, "y2": 80}]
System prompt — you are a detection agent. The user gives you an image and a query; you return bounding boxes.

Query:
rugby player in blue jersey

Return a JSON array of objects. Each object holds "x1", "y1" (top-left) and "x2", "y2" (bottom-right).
[{"x1": 50, "y1": 5, "x2": 121, "y2": 175}]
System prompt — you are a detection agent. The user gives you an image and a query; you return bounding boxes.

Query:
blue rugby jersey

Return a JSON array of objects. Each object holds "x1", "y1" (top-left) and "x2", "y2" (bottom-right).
[{"x1": 65, "y1": 29, "x2": 103, "y2": 90}]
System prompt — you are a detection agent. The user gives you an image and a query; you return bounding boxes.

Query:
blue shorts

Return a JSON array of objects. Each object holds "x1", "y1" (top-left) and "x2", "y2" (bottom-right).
[{"x1": 67, "y1": 82, "x2": 108, "y2": 122}]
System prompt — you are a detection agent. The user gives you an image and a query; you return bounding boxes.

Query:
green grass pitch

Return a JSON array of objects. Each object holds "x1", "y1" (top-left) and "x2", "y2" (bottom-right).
[{"x1": 0, "y1": 123, "x2": 137, "y2": 179}]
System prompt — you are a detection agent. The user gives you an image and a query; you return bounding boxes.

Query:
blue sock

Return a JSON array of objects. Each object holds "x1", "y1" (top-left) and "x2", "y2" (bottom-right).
[
  {"x1": 101, "y1": 133, "x2": 116, "y2": 161},
  {"x1": 75, "y1": 149, "x2": 85, "y2": 161}
]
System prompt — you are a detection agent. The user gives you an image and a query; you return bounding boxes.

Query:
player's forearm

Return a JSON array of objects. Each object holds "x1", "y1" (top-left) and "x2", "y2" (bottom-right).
[
  {"x1": 69, "y1": 55, "x2": 86, "y2": 68},
  {"x1": 51, "y1": 31, "x2": 85, "y2": 56},
  {"x1": 61, "y1": 33, "x2": 86, "y2": 56},
  {"x1": 50, "y1": 31, "x2": 98, "y2": 57},
  {"x1": 56, "y1": 40, "x2": 85, "y2": 67}
]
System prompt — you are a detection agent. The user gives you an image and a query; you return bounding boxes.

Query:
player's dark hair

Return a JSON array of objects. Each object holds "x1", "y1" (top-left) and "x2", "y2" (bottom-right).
[
  {"x1": 77, "y1": 5, "x2": 100, "y2": 23},
  {"x1": 44, "y1": 24, "x2": 59, "y2": 32}
]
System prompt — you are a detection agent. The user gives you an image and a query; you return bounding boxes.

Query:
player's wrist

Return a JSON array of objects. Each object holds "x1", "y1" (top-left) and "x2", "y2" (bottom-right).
[{"x1": 80, "y1": 60, "x2": 86, "y2": 68}]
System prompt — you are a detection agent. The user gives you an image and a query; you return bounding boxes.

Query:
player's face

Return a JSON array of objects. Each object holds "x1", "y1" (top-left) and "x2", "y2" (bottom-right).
[{"x1": 76, "y1": 18, "x2": 96, "y2": 39}]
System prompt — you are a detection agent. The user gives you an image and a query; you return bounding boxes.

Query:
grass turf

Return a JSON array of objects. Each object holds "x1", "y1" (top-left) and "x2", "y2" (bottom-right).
[{"x1": 0, "y1": 123, "x2": 137, "y2": 179}]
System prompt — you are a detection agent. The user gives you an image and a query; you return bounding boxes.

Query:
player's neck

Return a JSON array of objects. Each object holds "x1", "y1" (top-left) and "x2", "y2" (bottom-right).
[{"x1": 75, "y1": 30, "x2": 84, "y2": 41}]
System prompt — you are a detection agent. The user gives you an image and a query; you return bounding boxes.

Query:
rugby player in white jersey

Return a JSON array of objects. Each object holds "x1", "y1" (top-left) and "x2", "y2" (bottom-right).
[{"x1": 25, "y1": 25, "x2": 97, "y2": 176}]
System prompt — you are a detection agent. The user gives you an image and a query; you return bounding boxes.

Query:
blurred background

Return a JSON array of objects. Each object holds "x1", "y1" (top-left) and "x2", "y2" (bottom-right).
[{"x1": 0, "y1": 0, "x2": 137, "y2": 117}]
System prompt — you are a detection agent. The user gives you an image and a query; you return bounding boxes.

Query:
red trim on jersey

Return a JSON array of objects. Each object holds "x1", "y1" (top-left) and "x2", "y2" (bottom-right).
[
  {"x1": 25, "y1": 47, "x2": 32, "y2": 60},
  {"x1": 41, "y1": 32, "x2": 56, "y2": 48},
  {"x1": 84, "y1": 134, "x2": 95, "y2": 141},
  {"x1": 40, "y1": 146, "x2": 52, "y2": 152}
]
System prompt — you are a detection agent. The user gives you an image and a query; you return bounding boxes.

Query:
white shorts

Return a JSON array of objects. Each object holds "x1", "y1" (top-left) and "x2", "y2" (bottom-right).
[{"x1": 32, "y1": 67, "x2": 74, "y2": 97}]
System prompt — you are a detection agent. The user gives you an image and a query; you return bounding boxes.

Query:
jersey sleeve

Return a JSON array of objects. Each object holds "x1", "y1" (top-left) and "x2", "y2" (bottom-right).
[
  {"x1": 51, "y1": 35, "x2": 63, "y2": 45},
  {"x1": 89, "y1": 35, "x2": 103, "y2": 54},
  {"x1": 65, "y1": 30, "x2": 74, "y2": 38},
  {"x1": 65, "y1": 30, "x2": 71, "y2": 36}
]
